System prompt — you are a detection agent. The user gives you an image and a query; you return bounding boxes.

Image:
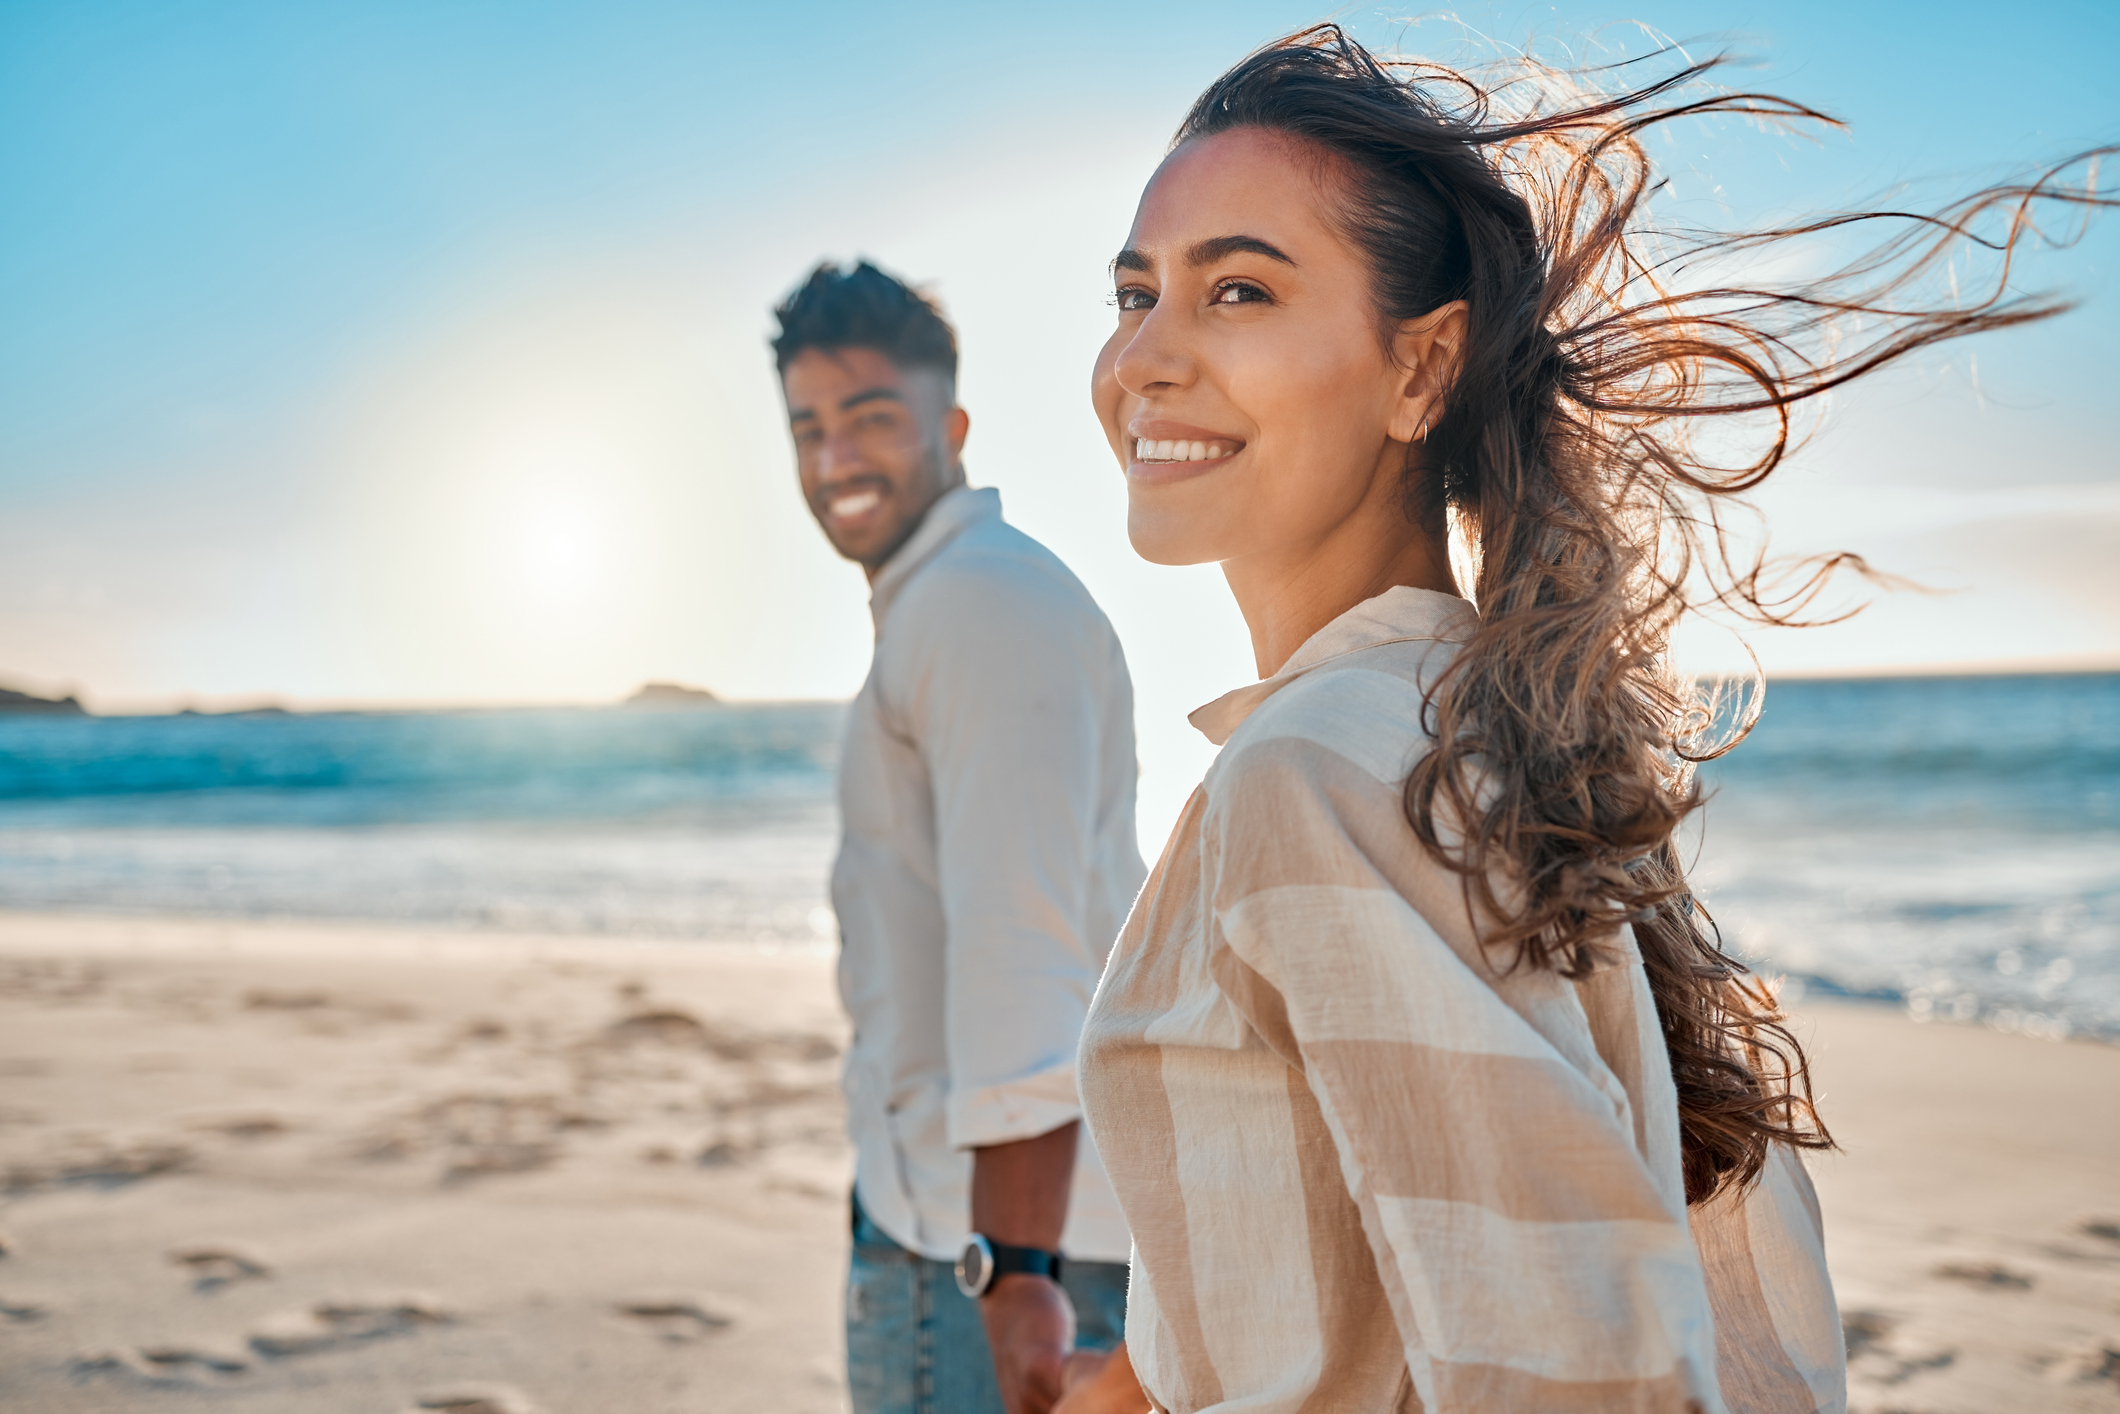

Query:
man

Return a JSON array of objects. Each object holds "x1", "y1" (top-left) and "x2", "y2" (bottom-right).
[{"x1": 772, "y1": 260, "x2": 1144, "y2": 1414}]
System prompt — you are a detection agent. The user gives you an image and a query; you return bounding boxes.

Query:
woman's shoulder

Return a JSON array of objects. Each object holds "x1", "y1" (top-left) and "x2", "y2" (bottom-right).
[
  {"x1": 1199, "y1": 640, "x2": 1491, "y2": 969},
  {"x1": 1212, "y1": 637, "x2": 1453, "y2": 797}
]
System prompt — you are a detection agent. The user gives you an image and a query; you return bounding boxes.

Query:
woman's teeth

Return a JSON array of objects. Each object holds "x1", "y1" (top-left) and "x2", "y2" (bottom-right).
[{"x1": 1134, "y1": 438, "x2": 1233, "y2": 463}]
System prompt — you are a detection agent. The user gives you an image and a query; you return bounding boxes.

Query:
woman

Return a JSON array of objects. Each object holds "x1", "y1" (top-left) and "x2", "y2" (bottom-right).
[{"x1": 1058, "y1": 25, "x2": 2107, "y2": 1414}]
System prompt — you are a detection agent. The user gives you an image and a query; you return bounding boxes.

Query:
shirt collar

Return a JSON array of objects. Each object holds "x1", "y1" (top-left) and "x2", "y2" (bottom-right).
[
  {"x1": 867, "y1": 484, "x2": 999, "y2": 628},
  {"x1": 1188, "y1": 586, "x2": 1477, "y2": 745}
]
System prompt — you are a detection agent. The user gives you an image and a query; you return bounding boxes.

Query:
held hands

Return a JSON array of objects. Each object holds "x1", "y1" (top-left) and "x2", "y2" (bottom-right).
[
  {"x1": 984, "y1": 1281, "x2": 1150, "y2": 1414},
  {"x1": 970, "y1": 1127, "x2": 1085, "y2": 1414},
  {"x1": 1054, "y1": 1338, "x2": 1149, "y2": 1414},
  {"x1": 980, "y1": 1273, "x2": 1075, "y2": 1414}
]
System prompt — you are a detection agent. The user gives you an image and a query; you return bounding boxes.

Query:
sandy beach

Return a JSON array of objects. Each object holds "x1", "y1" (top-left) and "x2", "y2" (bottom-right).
[{"x1": 0, "y1": 912, "x2": 2114, "y2": 1414}]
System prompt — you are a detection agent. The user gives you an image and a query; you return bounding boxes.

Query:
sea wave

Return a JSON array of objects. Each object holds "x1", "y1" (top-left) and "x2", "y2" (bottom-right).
[{"x1": 2, "y1": 676, "x2": 2114, "y2": 1035}]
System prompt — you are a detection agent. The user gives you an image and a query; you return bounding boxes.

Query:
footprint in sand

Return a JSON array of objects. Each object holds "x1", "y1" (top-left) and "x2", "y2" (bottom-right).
[
  {"x1": 1841, "y1": 1308, "x2": 1893, "y2": 1358},
  {"x1": 2054, "y1": 1338, "x2": 2120, "y2": 1388},
  {"x1": 409, "y1": 1383, "x2": 544, "y2": 1414},
  {"x1": 605, "y1": 1007, "x2": 713, "y2": 1046},
  {"x1": 71, "y1": 1345, "x2": 251, "y2": 1387},
  {"x1": 3, "y1": 1137, "x2": 193, "y2": 1195},
  {"x1": 247, "y1": 1295, "x2": 453, "y2": 1357},
  {"x1": 356, "y1": 1093, "x2": 605, "y2": 1184},
  {"x1": 695, "y1": 1137, "x2": 746, "y2": 1167},
  {"x1": 601, "y1": 1005, "x2": 799, "y2": 1063},
  {"x1": 1, "y1": 1295, "x2": 50, "y2": 1323},
  {"x1": 241, "y1": 987, "x2": 332, "y2": 1011},
  {"x1": 171, "y1": 1245, "x2": 272, "y2": 1292},
  {"x1": 1841, "y1": 1308, "x2": 1958, "y2": 1387},
  {"x1": 189, "y1": 1113, "x2": 292, "y2": 1141},
  {"x1": 614, "y1": 1297, "x2": 732, "y2": 1343},
  {"x1": 2081, "y1": 1216, "x2": 2120, "y2": 1244},
  {"x1": 1932, "y1": 1260, "x2": 2034, "y2": 1290}
]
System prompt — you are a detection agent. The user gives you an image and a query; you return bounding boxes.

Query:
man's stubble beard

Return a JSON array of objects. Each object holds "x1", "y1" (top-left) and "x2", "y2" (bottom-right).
[{"x1": 856, "y1": 436, "x2": 958, "y2": 574}]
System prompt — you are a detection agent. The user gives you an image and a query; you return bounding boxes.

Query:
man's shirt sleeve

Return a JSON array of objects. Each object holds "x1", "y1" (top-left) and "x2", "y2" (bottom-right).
[{"x1": 892, "y1": 557, "x2": 1113, "y2": 1151}]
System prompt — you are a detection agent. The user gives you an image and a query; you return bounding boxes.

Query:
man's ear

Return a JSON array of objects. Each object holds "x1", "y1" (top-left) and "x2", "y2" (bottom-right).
[
  {"x1": 1386, "y1": 299, "x2": 1470, "y2": 444},
  {"x1": 944, "y1": 405, "x2": 971, "y2": 462}
]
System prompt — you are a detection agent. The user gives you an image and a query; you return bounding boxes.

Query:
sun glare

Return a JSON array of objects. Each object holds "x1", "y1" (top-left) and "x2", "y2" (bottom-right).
[{"x1": 526, "y1": 515, "x2": 591, "y2": 583}]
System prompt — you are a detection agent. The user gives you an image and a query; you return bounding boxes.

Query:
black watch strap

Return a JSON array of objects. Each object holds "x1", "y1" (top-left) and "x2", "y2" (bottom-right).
[
  {"x1": 989, "y1": 1240, "x2": 1063, "y2": 1285},
  {"x1": 955, "y1": 1233, "x2": 1063, "y2": 1297}
]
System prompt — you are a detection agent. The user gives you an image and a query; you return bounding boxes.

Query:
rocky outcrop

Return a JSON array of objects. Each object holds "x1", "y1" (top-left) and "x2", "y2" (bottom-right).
[
  {"x1": 0, "y1": 686, "x2": 86, "y2": 715},
  {"x1": 619, "y1": 682, "x2": 719, "y2": 711}
]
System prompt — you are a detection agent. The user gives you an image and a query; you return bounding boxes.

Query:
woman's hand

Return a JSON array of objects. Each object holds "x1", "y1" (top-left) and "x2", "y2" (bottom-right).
[
  {"x1": 1054, "y1": 1338, "x2": 1150, "y2": 1414},
  {"x1": 981, "y1": 1274, "x2": 1073, "y2": 1414}
]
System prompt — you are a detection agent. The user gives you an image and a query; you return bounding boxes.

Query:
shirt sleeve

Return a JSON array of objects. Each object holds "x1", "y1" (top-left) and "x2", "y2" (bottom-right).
[
  {"x1": 891, "y1": 558, "x2": 1113, "y2": 1151},
  {"x1": 1201, "y1": 732, "x2": 1722, "y2": 1413}
]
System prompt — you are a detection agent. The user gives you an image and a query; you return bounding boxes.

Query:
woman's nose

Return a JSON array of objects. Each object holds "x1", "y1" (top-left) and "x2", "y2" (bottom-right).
[{"x1": 1112, "y1": 305, "x2": 1191, "y2": 397}]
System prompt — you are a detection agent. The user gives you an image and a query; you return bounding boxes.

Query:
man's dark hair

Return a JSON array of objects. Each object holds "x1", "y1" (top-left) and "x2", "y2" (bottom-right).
[{"x1": 771, "y1": 260, "x2": 958, "y2": 382}]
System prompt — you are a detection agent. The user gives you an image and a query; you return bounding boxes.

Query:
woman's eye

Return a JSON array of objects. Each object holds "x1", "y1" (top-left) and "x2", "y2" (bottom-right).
[
  {"x1": 1113, "y1": 287, "x2": 1155, "y2": 312},
  {"x1": 1211, "y1": 279, "x2": 1270, "y2": 305}
]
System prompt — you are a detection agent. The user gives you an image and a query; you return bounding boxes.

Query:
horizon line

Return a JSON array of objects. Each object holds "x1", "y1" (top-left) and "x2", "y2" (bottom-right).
[{"x1": 7, "y1": 655, "x2": 2118, "y2": 718}]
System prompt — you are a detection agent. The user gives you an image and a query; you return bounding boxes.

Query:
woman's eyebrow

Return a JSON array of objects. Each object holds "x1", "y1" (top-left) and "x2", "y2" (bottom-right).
[
  {"x1": 1188, "y1": 235, "x2": 1296, "y2": 267},
  {"x1": 1112, "y1": 236, "x2": 1297, "y2": 276}
]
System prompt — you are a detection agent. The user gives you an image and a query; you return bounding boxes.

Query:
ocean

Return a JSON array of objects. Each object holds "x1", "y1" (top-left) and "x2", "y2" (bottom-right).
[
  {"x1": 1689, "y1": 672, "x2": 2118, "y2": 1041},
  {"x1": 0, "y1": 704, "x2": 847, "y2": 946},
  {"x1": 0, "y1": 673, "x2": 2113, "y2": 1038}
]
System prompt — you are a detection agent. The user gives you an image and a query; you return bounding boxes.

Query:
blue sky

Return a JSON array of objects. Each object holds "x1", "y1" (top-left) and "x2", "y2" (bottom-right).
[{"x1": 3, "y1": 0, "x2": 2117, "y2": 831}]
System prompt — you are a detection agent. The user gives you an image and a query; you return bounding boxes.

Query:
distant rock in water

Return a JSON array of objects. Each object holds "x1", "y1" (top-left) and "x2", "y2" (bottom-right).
[
  {"x1": 0, "y1": 685, "x2": 87, "y2": 715},
  {"x1": 182, "y1": 704, "x2": 292, "y2": 718},
  {"x1": 620, "y1": 682, "x2": 720, "y2": 711}
]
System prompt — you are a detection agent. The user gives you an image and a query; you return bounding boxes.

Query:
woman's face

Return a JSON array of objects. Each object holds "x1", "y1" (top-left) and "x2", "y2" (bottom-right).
[{"x1": 1092, "y1": 127, "x2": 1432, "y2": 568}]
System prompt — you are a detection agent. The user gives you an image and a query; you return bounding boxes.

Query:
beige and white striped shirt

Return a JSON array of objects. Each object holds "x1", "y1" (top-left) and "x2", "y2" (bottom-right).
[{"x1": 1079, "y1": 586, "x2": 1845, "y2": 1413}]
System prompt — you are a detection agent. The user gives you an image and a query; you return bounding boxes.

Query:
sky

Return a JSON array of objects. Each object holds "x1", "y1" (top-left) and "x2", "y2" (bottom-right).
[{"x1": 3, "y1": 0, "x2": 2117, "y2": 835}]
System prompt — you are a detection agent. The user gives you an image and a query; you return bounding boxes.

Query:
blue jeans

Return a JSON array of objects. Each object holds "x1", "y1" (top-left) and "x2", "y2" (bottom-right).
[{"x1": 847, "y1": 1195, "x2": 1128, "y2": 1414}]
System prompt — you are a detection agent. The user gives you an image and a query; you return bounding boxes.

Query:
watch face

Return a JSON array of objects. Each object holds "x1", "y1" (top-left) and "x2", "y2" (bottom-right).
[{"x1": 954, "y1": 1235, "x2": 993, "y2": 1299}]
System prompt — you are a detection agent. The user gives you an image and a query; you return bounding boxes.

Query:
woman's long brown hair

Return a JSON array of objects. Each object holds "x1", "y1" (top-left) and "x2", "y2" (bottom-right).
[{"x1": 1180, "y1": 26, "x2": 2112, "y2": 1203}]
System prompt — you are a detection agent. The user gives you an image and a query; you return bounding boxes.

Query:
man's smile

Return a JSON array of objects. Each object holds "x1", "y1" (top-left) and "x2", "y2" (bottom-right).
[
  {"x1": 818, "y1": 479, "x2": 891, "y2": 530},
  {"x1": 827, "y1": 487, "x2": 884, "y2": 521}
]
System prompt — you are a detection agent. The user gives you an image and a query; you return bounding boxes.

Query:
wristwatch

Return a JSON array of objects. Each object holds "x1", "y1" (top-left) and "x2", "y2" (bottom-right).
[{"x1": 954, "y1": 1233, "x2": 1063, "y2": 1298}]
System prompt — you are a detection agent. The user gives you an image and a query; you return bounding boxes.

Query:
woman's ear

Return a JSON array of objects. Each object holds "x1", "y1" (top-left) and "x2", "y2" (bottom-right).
[{"x1": 1386, "y1": 300, "x2": 1470, "y2": 443}]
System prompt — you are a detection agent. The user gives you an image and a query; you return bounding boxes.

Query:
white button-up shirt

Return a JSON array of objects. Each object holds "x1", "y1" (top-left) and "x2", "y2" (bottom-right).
[{"x1": 833, "y1": 484, "x2": 1144, "y2": 1263}]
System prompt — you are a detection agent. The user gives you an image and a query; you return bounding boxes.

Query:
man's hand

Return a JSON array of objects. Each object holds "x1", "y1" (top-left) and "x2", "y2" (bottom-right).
[
  {"x1": 980, "y1": 1273, "x2": 1074, "y2": 1414},
  {"x1": 972, "y1": 1123, "x2": 1080, "y2": 1414}
]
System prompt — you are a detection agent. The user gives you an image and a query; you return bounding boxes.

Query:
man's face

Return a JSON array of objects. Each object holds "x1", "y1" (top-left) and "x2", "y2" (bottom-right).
[{"x1": 782, "y1": 346, "x2": 967, "y2": 575}]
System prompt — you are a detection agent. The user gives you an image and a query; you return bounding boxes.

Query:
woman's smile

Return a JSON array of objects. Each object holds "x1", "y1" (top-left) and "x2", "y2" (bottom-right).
[
  {"x1": 1133, "y1": 438, "x2": 1237, "y2": 464},
  {"x1": 1126, "y1": 418, "x2": 1245, "y2": 482}
]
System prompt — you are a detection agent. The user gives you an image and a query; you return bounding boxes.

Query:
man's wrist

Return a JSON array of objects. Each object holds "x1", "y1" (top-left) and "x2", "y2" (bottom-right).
[
  {"x1": 956, "y1": 1232, "x2": 1065, "y2": 1298},
  {"x1": 985, "y1": 1269, "x2": 1060, "y2": 1289}
]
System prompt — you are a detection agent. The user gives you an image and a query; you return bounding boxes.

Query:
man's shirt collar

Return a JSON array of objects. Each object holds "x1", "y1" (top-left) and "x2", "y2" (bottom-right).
[{"x1": 867, "y1": 484, "x2": 1000, "y2": 629}]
